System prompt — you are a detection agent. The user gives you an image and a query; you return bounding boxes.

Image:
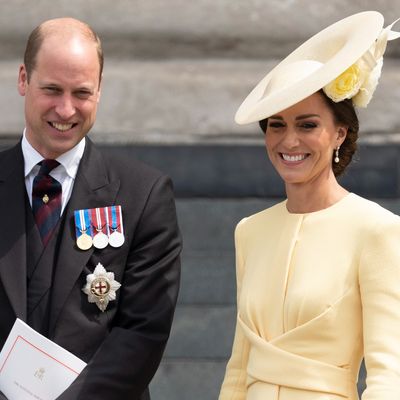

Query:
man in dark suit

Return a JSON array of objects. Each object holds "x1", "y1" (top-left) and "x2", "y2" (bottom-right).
[{"x1": 0, "y1": 17, "x2": 181, "y2": 399}]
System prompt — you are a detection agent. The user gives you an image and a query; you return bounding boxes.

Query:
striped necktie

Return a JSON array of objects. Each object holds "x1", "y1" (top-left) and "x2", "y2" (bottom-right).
[{"x1": 32, "y1": 159, "x2": 62, "y2": 246}]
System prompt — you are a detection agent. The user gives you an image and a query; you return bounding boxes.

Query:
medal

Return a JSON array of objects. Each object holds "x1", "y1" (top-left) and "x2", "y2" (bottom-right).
[
  {"x1": 90, "y1": 277, "x2": 111, "y2": 297},
  {"x1": 93, "y1": 232, "x2": 108, "y2": 249},
  {"x1": 74, "y1": 209, "x2": 93, "y2": 250},
  {"x1": 91, "y1": 207, "x2": 109, "y2": 249},
  {"x1": 82, "y1": 262, "x2": 121, "y2": 312},
  {"x1": 77, "y1": 233, "x2": 93, "y2": 250},
  {"x1": 106, "y1": 205, "x2": 125, "y2": 248},
  {"x1": 109, "y1": 231, "x2": 125, "y2": 248}
]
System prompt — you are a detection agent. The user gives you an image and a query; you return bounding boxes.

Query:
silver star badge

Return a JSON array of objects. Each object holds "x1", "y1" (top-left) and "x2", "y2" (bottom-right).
[{"x1": 82, "y1": 262, "x2": 121, "y2": 312}]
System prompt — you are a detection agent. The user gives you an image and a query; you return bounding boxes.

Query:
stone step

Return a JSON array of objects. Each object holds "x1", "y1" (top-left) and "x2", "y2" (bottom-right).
[
  {"x1": 0, "y1": 141, "x2": 398, "y2": 199},
  {"x1": 164, "y1": 305, "x2": 236, "y2": 359},
  {"x1": 149, "y1": 359, "x2": 227, "y2": 400},
  {"x1": 176, "y1": 199, "x2": 270, "y2": 252},
  {"x1": 179, "y1": 250, "x2": 236, "y2": 305},
  {"x1": 175, "y1": 199, "x2": 268, "y2": 307},
  {"x1": 110, "y1": 145, "x2": 399, "y2": 198},
  {"x1": 1, "y1": 59, "x2": 400, "y2": 144},
  {"x1": 0, "y1": 1, "x2": 399, "y2": 59}
]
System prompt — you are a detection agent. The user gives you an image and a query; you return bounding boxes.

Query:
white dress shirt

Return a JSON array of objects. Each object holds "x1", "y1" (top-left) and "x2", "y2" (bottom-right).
[{"x1": 22, "y1": 132, "x2": 85, "y2": 214}]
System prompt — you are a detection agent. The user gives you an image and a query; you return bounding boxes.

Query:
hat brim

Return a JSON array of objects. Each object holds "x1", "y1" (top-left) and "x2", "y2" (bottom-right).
[{"x1": 235, "y1": 11, "x2": 384, "y2": 124}]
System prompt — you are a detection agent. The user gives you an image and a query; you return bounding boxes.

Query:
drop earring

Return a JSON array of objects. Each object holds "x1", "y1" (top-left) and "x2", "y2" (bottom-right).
[{"x1": 334, "y1": 146, "x2": 340, "y2": 163}]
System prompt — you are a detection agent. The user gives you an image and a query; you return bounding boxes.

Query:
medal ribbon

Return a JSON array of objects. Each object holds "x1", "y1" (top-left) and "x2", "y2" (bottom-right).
[
  {"x1": 91, "y1": 207, "x2": 106, "y2": 234},
  {"x1": 105, "y1": 207, "x2": 110, "y2": 237},
  {"x1": 73, "y1": 210, "x2": 81, "y2": 238},
  {"x1": 107, "y1": 205, "x2": 124, "y2": 235},
  {"x1": 74, "y1": 209, "x2": 93, "y2": 240},
  {"x1": 117, "y1": 205, "x2": 124, "y2": 235},
  {"x1": 80, "y1": 209, "x2": 92, "y2": 237}
]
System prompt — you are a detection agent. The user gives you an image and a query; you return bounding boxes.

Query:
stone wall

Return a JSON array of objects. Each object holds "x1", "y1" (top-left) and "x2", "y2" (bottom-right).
[{"x1": 0, "y1": 1, "x2": 399, "y2": 144}]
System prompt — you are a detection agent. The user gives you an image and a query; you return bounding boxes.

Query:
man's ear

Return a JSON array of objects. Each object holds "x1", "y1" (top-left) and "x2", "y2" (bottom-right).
[
  {"x1": 96, "y1": 74, "x2": 103, "y2": 103},
  {"x1": 18, "y1": 64, "x2": 28, "y2": 96}
]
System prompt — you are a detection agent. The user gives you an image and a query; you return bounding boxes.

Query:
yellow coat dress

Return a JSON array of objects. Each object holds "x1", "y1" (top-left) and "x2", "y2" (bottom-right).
[{"x1": 219, "y1": 193, "x2": 400, "y2": 399}]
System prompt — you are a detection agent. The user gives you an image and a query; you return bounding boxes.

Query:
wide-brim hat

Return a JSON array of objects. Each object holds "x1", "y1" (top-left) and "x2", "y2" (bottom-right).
[{"x1": 235, "y1": 11, "x2": 397, "y2": 125}]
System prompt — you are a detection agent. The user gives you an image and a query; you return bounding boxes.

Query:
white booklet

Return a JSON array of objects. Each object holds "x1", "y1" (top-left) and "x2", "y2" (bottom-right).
[{"x1": 0, "y1": 319, "x2": 86, "y2": 400}]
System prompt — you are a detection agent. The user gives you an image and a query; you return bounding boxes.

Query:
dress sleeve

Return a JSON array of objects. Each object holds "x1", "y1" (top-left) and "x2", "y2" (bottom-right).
[
  {"x1": 359, "y1": 216, "x2": 400, "y2": 399},
  {"x1": 219, "y1": 220, "x2": 250, "y2": 400}
]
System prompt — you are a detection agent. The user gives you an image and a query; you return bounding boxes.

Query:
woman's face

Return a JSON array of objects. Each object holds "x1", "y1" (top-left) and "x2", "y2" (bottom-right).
[{"x1": 265, "y1": 92, "x2": 347, "y2": 186}]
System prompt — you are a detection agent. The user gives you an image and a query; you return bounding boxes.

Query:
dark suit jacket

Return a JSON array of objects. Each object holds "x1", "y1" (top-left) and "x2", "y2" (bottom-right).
[{"x1": 0, "y1": 138, "x2": 181, "y2": 399}]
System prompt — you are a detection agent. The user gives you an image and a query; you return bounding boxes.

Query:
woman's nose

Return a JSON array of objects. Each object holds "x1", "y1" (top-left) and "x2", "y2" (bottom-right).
[{"x1": 281, "y1": 128, "x2": 300, "y2": 148}]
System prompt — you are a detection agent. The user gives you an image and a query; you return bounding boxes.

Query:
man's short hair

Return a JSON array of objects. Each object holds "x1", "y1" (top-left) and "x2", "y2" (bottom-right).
[{"x1": 23, "y1": 20, "x2": 104, "y2": 83}]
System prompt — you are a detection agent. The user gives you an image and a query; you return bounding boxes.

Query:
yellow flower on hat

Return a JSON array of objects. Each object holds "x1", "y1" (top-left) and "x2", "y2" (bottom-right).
[{"x1": 323, "y1": 63, "x2": 367, "y2": 103}]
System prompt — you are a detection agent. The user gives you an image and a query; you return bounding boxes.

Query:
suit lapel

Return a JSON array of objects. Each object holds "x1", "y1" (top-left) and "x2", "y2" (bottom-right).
[
  {"x1": 49, "y1": 139, "x2": 120, "y2": 334},
  {"x1": 0, "y1": 144, "x2": 27, "y2": 320}
]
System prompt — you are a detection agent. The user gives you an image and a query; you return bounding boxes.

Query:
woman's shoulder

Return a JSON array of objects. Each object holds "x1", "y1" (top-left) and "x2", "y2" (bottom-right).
[
  {"x1": 345, "y1": 193, "x2": 400, "y2": 227},
  {"x1": 328, "y1": 194, "x2": 400, "y2": 249}
]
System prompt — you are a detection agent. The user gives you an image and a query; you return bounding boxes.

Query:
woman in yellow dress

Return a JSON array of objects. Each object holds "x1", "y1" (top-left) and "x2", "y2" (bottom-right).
[{"x1": 219, "y1": 11, "x2": 400, "y2": 400}]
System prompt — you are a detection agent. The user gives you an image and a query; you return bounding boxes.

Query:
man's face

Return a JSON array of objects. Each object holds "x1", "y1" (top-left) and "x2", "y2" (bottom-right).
[{"x1": 18, "y1": 35, "x2": 101, "y2": 159}]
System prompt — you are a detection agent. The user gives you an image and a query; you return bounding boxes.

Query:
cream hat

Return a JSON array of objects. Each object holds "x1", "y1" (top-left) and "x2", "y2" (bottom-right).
[{"x1": 235, "y1": 11, "x2": 400, "y2": 125}]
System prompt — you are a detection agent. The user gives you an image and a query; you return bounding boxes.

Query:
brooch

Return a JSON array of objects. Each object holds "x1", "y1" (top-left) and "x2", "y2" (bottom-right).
[{"x1": 82, "y1": 263, "x2": 121, "y2": 312}]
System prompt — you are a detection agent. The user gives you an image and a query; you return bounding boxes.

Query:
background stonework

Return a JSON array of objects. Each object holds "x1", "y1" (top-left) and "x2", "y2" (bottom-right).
[
  {"x1": 0, "y1": 1, "x2": 400, "y2": 144},
  {"x1": 1, "y1": 1, "x2": 400, "y2": 399}
]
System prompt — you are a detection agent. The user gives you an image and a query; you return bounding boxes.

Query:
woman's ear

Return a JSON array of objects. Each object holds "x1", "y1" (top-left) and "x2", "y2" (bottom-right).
[{"x1": 337, "y1": 126, "x2": 348, "y2": 145}]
